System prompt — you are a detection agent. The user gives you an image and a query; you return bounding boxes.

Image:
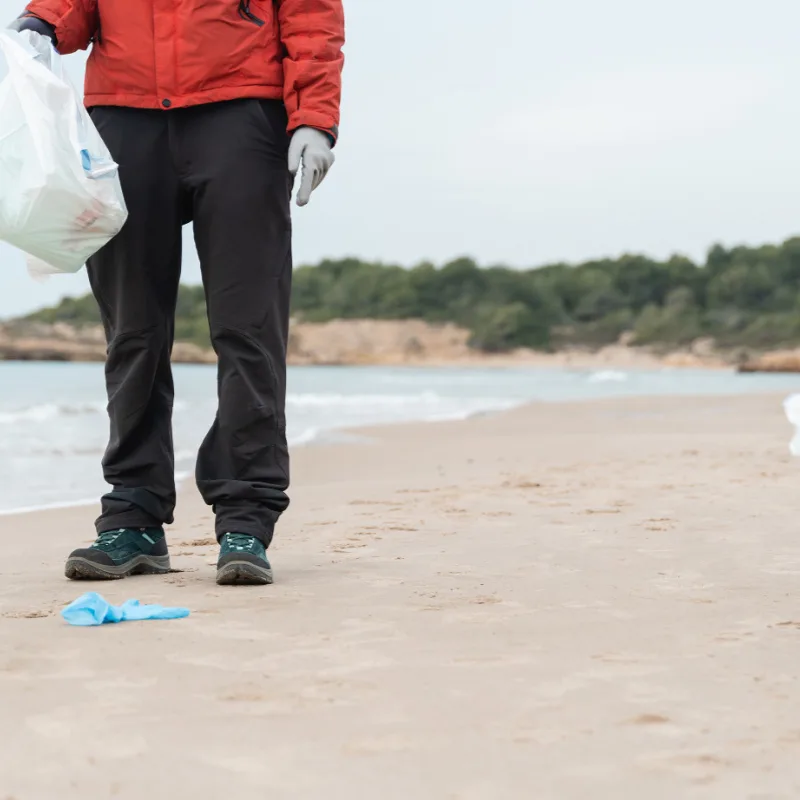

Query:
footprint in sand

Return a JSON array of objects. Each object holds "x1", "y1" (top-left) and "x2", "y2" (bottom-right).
[
  {"x1": 1, "y1": 610, "x2": 51, "y2": 619},
  {"x1": 625, "y1": 713, "x2": 671, "y2": 726},
  {"x1": 176, "y1": 538, "x2": 216, "y2": 547}
]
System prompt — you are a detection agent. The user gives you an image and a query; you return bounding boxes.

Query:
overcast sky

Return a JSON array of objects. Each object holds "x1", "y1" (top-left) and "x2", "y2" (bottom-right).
[{"x1": 1, "y1": 0, "x2": 799, "y2": 317}]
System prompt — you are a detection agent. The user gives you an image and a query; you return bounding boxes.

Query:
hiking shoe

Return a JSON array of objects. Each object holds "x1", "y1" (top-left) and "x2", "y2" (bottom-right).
[
  {"x1": 65, "y1": 528, "x2": 170, "y2": 581},
  {"x1": 216, "y1": 533, "x2": 273, "y2": 586}
]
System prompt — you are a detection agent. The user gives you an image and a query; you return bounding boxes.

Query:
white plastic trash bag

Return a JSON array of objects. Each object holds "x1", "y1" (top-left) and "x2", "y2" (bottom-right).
[{"x1": 0, "y1": 29, "x2": 127, "y2": 277}]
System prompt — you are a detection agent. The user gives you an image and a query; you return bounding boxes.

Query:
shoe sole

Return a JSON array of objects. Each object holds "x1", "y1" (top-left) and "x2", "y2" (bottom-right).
[
  {"x1": 64, "y1": 554, "x2": 171, "y2": 581},
  {"x1": 216, "y1": 560, "x2": 274, "y2": 586}
]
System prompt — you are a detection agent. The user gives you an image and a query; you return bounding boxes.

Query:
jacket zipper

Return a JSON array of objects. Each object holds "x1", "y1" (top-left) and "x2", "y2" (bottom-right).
[{"x1": 238, "y1": 0, "x2": 264, "y2": 26}]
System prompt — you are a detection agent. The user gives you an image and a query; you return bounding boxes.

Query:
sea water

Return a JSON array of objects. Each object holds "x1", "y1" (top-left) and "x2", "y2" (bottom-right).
[{"x1": 3, "y1": 361, "x2": 800, "y2": 514}]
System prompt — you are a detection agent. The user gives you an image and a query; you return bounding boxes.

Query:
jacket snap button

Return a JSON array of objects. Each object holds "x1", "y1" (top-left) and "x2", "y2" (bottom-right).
[{"x1": 162, "y1": 98, "x2": 172, "y2": 108}]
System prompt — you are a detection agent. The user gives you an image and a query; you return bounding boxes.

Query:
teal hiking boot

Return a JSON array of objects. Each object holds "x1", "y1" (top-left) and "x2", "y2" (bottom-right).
[
  {"x1": 216, "y1": 533, "x2": 273, "y2": 586},
  {"x1": 65, "y1": 528, "x2": 170, "y2": 581}
]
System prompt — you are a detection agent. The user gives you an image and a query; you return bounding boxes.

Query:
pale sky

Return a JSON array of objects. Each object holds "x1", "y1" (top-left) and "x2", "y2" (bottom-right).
[{"x1": 1, "y1": 0, "x2": 799, "y2": 317}]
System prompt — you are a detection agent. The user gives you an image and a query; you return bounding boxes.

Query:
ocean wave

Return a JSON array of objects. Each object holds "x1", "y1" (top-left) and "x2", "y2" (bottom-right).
[
  {"x1": 17, "y1": 446, "x2": 105, "y2": 457},
  {"x1": 587, "y1": 370, "x2": 628, "y2": 384},
  {"x1": 287, "y1": 391, "x2": 448, "y2": 408},
  {"x1": 0, "y1": 402, "x2": 107, "y2": 424},
  {"x1": 421, "y1": 400, "x2": 520, "y2": 424},
  {"x1": 0, "y1": 496, "x2": 98, "y2": 517},
  {"x1": 0, "y1": 398, "x2": 189, "y2": 425},
  {"x1": 0, "y1": 404, "x2": 59, "y2": 424},
  {"x1": 289, "y1": 427, "x2": 320, "y2": 445}
]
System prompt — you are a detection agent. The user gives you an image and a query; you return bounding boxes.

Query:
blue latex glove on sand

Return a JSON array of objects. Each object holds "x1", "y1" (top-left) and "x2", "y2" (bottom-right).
[{"x1": 62, "y1": 592, "x2": 190, "y2": 626}]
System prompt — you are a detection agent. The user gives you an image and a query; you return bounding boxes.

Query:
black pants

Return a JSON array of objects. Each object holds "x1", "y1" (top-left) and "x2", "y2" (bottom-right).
[{"x1": 86, "y1": 100, "x2": 292, "y2": 547}]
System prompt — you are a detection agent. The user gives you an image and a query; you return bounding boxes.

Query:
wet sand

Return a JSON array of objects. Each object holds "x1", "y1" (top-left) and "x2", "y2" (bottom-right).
[{"x1": 1, "y1": 394, "x2": 799, "y2": 798}]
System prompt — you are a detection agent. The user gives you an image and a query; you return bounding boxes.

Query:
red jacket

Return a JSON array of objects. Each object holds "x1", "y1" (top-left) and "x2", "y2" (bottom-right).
[{"x1": 23, "y1": 0, "x2": 344, "y2": 141}]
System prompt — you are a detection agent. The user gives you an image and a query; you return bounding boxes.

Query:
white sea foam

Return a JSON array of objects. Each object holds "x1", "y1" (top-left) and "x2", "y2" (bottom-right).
[
  {"x1": 0, "y1": 401, "x2": 107, "y2": 424},
  {"x1": 0, "y1": 403, "x2": 60, "y2": 424},
  {"x1": 286, "y1": 391, "x2": 444, "y2": 408},
  {"x1": 0, "y1": 497, "x2": 99, "y2": 516},
  {"x1": 587, "y1": 370, "x2": 628, "y2": 384},
  {"x1": 289, "y1": 427, "x2": 320, "y2": 446}
]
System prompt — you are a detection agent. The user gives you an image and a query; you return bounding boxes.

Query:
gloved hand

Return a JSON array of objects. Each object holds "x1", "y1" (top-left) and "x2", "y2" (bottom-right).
[
  {"x1": 7, "y1": 14, "x2": 57, "y2": 45},
  {"x1": 288, "y1": 127, "x2": 335, "y2": 207}
]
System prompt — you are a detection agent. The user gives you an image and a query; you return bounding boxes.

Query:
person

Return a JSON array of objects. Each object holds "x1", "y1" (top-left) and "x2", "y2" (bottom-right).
[{"x1": 9, "y1": 0, "x2": 345, "y2": 586}]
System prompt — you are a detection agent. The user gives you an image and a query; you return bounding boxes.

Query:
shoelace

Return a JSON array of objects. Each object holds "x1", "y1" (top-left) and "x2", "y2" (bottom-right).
[
  {"x1": 93, "y1": 530, "x2": 123, "y2": 549},
  {"x1": 226, "y1": 533, "x2": 257, "y2": 552}
]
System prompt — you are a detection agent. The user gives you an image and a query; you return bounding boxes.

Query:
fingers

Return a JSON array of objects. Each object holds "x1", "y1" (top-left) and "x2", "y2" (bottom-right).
[
  {"x1": 293, "y1": 147, "x2": 335, "y2": 207},
  {"x1": 287, "y1": 139, "x2": 304, "y2": 176},
  {"x1": 312, "y1": 151, "x2": 335, "y2": 191},
  {"x1": 295, "y1": 162, "x2": 315, "y2": 207}
]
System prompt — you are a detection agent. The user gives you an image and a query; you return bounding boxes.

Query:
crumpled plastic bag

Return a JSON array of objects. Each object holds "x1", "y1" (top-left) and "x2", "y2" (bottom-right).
[
  {"x1": 0, "y1": 29, "x2": 127, "y2": 279},
  {"x1": 62, "y1": 592, "x2": 190, "y2": 626}
]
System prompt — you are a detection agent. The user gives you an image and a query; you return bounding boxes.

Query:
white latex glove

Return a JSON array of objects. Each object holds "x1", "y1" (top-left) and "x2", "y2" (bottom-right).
[{"x1": 288, "y1": 127, "x2": 335, "y2": 207}]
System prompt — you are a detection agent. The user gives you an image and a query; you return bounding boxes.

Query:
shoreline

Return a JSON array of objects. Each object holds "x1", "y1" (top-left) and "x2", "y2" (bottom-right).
[
  {"x1": 6, "y1": 372, "x2": 800, "y2": 517},
  {"x1": 0, "y1": 496, "x2": 100, "y2": 518},
  {"x1": 0, "y1": 401, "x2": 516, "y2": 518}
]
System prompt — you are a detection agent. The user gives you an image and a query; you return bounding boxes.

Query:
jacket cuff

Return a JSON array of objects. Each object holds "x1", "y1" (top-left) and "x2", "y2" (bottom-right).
[
  {"x1": 287, "y1": 111, "x2": 339, "y2": 147},
  {"x1": 12, "y1": 13, "x2": 57, "y2": 44}
]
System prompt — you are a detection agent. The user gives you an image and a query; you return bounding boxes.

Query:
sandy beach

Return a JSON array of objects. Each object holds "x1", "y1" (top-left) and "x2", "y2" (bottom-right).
[{"x1": 1, "y1": 393, "x2": 800, "y2": 798}]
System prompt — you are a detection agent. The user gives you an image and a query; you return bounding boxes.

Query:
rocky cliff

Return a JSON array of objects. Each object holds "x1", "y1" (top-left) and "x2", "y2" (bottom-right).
[
  {"x1": 0, "y1": 322, "x2": 214, "y2": 363},
  {"x1": 0, "y1": 319, "x2": 736, "y2": 368}
]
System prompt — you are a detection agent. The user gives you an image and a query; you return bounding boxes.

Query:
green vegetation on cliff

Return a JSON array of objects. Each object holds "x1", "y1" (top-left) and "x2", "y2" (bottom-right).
[{"x1": 24, "y1": 238, "x2": 800, "y2": 352}]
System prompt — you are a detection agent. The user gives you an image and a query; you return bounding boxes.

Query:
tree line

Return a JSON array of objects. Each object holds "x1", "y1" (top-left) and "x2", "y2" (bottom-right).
[{"x1": 24, "y1": 238, "x2": 800, "y2": 352}]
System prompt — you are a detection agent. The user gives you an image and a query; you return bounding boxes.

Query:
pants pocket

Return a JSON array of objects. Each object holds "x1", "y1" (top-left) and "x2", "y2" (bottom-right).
[{"x1": 250, "y1": 99, "x2": 290, "y2": 153}]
